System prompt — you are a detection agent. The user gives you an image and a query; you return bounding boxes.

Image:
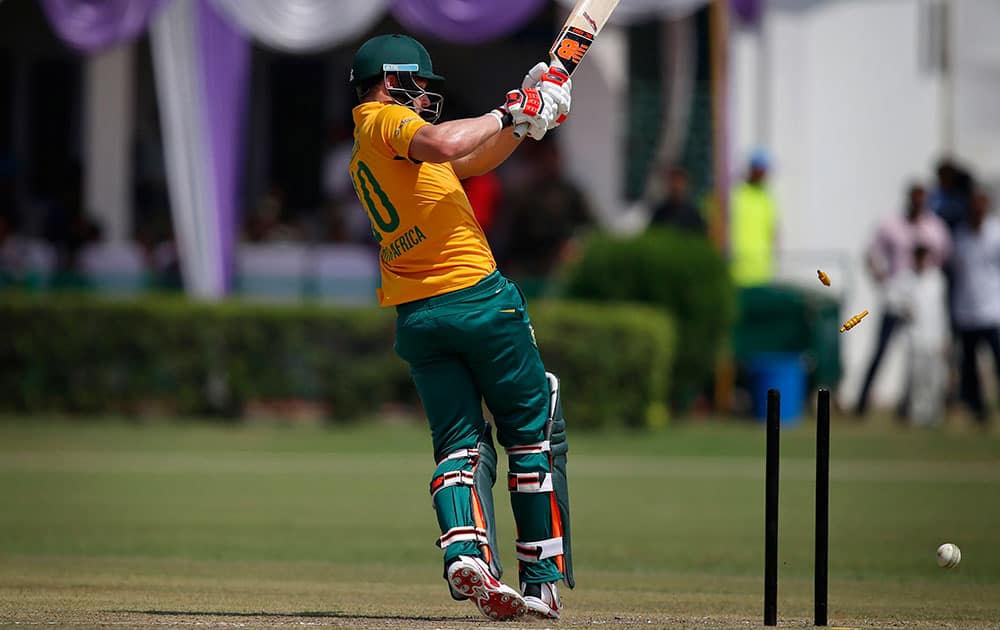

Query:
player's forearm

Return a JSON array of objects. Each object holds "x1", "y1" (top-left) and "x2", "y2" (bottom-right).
[
  {"x1": 409, "y1": 115, "x2": 505, "y2": 164},
  {"x1": 451, "y1": 130, "x2": 523, "y2": 180}
]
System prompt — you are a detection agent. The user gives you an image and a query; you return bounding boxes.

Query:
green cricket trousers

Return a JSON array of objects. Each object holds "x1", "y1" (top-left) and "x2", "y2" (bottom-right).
[{"x1": 394, "y1": 270, "x2": 562, "y2": 585}]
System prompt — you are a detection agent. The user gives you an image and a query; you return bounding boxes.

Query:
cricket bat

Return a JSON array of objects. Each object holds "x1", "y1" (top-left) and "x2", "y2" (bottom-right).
[{"x1": 513, "y1": 0, "x2": 621, "y2": 138}]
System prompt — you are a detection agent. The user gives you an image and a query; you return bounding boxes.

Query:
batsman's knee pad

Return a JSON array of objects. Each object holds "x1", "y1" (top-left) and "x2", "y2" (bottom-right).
[
  {"x1": 431, "y1": 423, "x2": 503, "y2": 584},
  {"x1": 505, "y1": 371, "x2": 574, "y2": 588}
]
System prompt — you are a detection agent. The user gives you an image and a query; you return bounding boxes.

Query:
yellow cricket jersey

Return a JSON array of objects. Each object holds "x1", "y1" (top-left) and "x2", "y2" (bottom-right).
[{"x1": 349, "y1": 102, "x2": 496, "y2": 306}]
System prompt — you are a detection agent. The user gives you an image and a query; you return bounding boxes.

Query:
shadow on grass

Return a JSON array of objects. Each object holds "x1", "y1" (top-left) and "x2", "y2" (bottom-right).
[{"x1": 114, "y1": 610, "x2": 463, "y2": 623}]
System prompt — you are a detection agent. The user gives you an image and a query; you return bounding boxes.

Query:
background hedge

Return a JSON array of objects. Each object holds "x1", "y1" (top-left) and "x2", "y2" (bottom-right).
[
  {"x1": 0, "y1": 294, "x2": 674, "y2": 429},
  {"x1": 564, "y1": 228, "x2": 736, "y2": 411}
]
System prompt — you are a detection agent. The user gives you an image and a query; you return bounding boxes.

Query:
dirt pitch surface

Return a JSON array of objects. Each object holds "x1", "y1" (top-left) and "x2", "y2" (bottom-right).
[{"x1": 2, "y1": 609, "x2": 995, "y2": 629}]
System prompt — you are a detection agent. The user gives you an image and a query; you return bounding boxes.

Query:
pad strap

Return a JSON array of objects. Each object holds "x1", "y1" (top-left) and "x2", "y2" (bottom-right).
[
  {"x1": 507, "y1": 471, "x2": 553, "y2": 493},
  {"x1": 436, "y1": 448, "x2": 479, "y2": 465},
  {"x1": 430, "y1": 470, "x2": 475, "y2": 498},
  {"x1": 516, "y1": 537, "x2": 564, "y2": 562},
  {"x1": 437, "y1": 526, "x2": 489, "y2": 549},
  {"x1": 504, "y1": 441, "x2": 550, "y2": 456}
]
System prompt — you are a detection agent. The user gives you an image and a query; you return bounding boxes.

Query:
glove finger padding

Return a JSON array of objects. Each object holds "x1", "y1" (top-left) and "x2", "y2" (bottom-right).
[
  {"x1": 524, "y1": 118, "x2": 548, "y2": 140},
  {"x1": 505, "y1": 87, "x2": 554, "y2": 140},
  {"x1": 538, "y1": 82, "x2": 570, "y2": 128},
  {"x1": 505, "y1": 88, "x2": 544, "y2": 121},
  {"x1": 522, "y1": 61, "x2": 549, "y2": 90},
  {"x1": 539, "y1": 66, "x2": 572, "y2": 129}
]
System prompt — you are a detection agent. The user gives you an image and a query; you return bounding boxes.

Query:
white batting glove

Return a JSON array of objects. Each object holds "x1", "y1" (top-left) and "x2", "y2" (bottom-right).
[
  {"x1": 521, "y1": 61, "x2": 548, "y2": 90},
  {"x1": 540, "y1": 71, "x2": 571, "y2": 130},
  {"x1": 522, "y1": 62, "x2": 572, "y2": 130},
  {"x1": 504, "y1": 87, "x2": 556, "y2": 140},
  {"x1": 522, "y1": 116, "x2": 549, "y2": 140}
]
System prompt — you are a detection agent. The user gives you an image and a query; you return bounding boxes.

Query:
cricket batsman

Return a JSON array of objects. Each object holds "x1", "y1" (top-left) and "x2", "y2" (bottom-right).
[{"x1": 348, "y1": 34, "x2": 574, "y2": 621}]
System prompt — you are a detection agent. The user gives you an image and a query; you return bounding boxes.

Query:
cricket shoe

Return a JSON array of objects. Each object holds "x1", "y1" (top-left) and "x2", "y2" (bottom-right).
[
  {"x1": 521, "y1": 581, "x2": 562, "y2": 620},
  {"x1": 446, "y1": 555, "x2": 526, "y2": 621}
]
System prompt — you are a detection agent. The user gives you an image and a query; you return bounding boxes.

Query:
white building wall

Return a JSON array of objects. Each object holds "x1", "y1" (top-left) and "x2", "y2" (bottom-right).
[
  {"x1": 736, "y1": 0, "x2": 946, "y2": 409},
  {"x1": 953, "y1": 0, "x2": 1000, "y2": 190}
]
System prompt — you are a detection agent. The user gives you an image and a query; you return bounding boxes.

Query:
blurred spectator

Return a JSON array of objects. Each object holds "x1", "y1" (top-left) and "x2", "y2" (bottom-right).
[
  {"x1": 0, "y1": 210, "x2": 57, "y2": 289},
  {"x1": 244, "y1": 184, "x2": 300, "y2": 243},
  {"x1": 41, "y1": 159, "x2": 100, "y2": 272},
  {"x1": 649, "y1": 165, "x2": 706, "y2": 237},
  {"x1": 929, "y1": 158, "x2": 975, "y2": 231},
  {"x1": 854, "y1": 184, "x2": 951, "y2": 417},
  {"x1": 950, "y1": 190, "x2": 1000, "y2": 425},
  {"x1": 151, "y1": 232, "x2": 182, "y2": 290},
  {"x1": 321, "y1": 124, "x2": 370, "y2": 244},
  {"x1": 730, "y1": 149, "x2": 777, "y2": 286},
  {"x1": 0, "y1": 210, "x2": 28, "y2": 283},
  {"x1": 887, "y1": 244, "x2": 950, "y2": 427},
  {"x1": 463, "y1": 172, "x2": 502, "y2": 237},
  {"x1": 494, "y1": 137, "x2": 591, "y2": 281},
  {"x1": 930, "y1": 157, "x2": 977, "y2": 392},
  {"x1": 134, "y1": 223, "x2": 181, "y2": 290}
]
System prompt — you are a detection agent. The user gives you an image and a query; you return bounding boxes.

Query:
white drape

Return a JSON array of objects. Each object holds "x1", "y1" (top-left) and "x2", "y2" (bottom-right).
[
  {"x1": 209, "y1": 0, "x2": 392, "y2": 53},
  {"x1": 84, "y1": 44, "x2": 134, "y2": 243},
  {"x1": 555, "y1": 0, "x2": 710, "y2": 24},
  {"x1": 151, "y1": 0, "x2": 224, "y2": 298}
]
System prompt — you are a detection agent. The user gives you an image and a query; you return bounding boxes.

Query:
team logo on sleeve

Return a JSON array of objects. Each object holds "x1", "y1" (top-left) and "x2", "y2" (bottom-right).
[{"x1": 395, "y1": 118, "x2": 416, "y2": 137}]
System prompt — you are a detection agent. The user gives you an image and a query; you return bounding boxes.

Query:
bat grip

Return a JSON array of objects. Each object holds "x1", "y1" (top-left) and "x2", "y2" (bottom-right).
[{"x1": 513, "y1": 121, "x2": 529, "y2": 139}]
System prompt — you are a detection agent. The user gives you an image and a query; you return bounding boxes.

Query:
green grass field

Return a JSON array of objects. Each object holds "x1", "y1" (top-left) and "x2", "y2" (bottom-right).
[{"x1": 1, "y1": 415, "x2": 998, "y2": 628}]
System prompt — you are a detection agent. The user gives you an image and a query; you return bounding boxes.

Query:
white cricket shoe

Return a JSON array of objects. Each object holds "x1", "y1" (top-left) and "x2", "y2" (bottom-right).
[
  {"x1": 521, "y1": 580, "x2": 562, "y2": 619},
  {"x1": 447, "y1": 555, "x2": 527, "y2": 621}
]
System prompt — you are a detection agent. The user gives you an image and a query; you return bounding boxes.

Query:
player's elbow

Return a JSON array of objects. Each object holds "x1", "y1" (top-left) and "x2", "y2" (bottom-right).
[{"x1": 432, "y1": 136, "x2": 467, "y2": 162}]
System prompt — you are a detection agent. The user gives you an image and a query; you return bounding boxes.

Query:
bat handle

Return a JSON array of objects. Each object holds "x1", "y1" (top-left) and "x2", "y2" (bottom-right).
[{"x1": 513, "y1": 121, "x2": 529, "y2": 139}]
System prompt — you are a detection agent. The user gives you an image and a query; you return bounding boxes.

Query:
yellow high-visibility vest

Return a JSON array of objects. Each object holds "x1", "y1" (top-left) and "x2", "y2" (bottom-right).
[{"x1": 730, "y1": 182, "x2": 777, "y2": 287}]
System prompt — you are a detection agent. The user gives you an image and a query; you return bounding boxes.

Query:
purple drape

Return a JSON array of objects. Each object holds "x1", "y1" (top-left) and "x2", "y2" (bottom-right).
[
  {"x1": 40, "y1": 0, "x2": 166, "y2": 53},
  {"x1": 731, "y1": 0, "x2": 762, "y2": 25},
  {"x1": 392, "y1": 0, "x2": 547, "y2": 44},
  {"x1": 197, "y1": 0, "x2": 249, "y2": 292}
]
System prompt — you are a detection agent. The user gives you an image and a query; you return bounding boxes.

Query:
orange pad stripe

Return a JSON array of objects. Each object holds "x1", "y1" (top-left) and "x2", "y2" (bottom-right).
[
  {"x1": 549, "y1": 482, "x2": 565, "y2": 573},
  {"x1": 470, "y1": 485, "x2": 492, "y2": 564}
]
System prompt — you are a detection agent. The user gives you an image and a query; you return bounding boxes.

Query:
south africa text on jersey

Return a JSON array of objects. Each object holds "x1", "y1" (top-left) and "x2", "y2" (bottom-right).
[{"x1": 380, "y1": 225, "x2": 428, "y2": 263}]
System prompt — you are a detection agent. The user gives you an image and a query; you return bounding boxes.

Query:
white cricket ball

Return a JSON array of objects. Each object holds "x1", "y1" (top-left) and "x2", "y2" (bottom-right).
[{"x1": 936, "y1": 543, "x2": 961, "y2": 569}]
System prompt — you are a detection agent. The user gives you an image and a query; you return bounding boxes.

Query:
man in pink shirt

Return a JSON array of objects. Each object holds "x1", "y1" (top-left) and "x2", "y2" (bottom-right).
[{"x1": 854, "y1": 184, "x2": 952, "y2": 417}]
